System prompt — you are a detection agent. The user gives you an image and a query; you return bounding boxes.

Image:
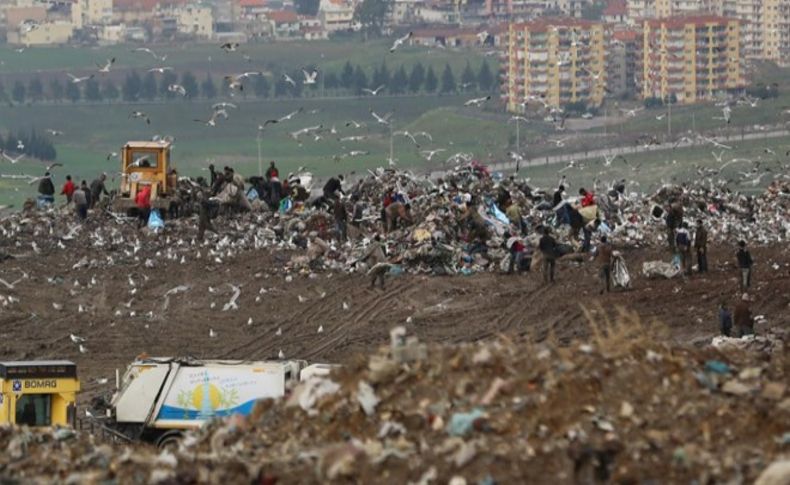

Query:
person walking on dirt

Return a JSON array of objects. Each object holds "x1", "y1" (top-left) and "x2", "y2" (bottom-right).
[
  {"x1": 718, "y1": 301, "x2": 733, "y2": 337},
  {"x1": 675, "y1": 223, "x2": 692, "y2": 276},
  {"x1": 135, "y1": 184, "x2": 151, "y2": 229},
  {"x1": 334, "y1": 196, "x2": 348, "y2": 242},
  {"x1": 89, "y1": 174, "x2": 109, "y2": 208},
  {"x1": 736, "y1": 240, "x2": 753, "y2": 291},
  {"x1": 594, "y1": 235, "x2": 614, "y2": 294},
  {"x1": 538, "y1": 227, "x2": 558, "y2": 284},
  {"x1": 665, "y1": 201, "x2": 684, "y2": 250},
  {"x1": 504, "y1": 232, "x2": 525, "y2": 275},
  {"x1": 61, "y1": 175, "x2": 75, "y2": 204},
  {"x1": 733, "y1": 293, "x2": 754, "y2": 337},
  {"x1": 72, "y1": 183, "x2": 88, "y2": 221},
  {"x1": 694, "y1": 219, "x2": 708, "y2": 273},
  {"x1": 361, "y1": 234, "x2": 389, "y2": 289}
]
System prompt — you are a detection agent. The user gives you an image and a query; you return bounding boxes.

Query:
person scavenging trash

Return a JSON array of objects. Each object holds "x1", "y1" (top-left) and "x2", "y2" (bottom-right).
[
  {"x1": 736, "y1": 240, "x2": 753, "y2": 291},
  {"x1": 504, "y1": 231, "x2": 526, "y2": 274},
  {"x1": 718, "y1": 300, "x2": 733, "y2": 337},
  {"x1": 734, "y1": 293, "x2": 754, "y2": 337},
  {"x1": 594, "y1": 235, "x2": 614, "y2": 294},
  {"x1": 538, "y1": 226, "x2": 558, "y2": 284},
  {"x1": 37, "y1": 172, "x2": 55, "y2": 208},
  {"x1": 72, "y1": 182, "x2": 88, "y2": 221},
  {"x1": 693, "y1": 219, "x2": 708, "y2": 273},
  {"x1": 197, "y1": 191, "x2": 219, "y2": 241},
  {"x1": 361, "y1": 234, "x2": 390, "y2": 290},
  {"x1": 675, "y1": 222, "x2": 692, "y2": 276},
  {"x1": 135, "y1": 184, "x2": 151, "y2": 229}
]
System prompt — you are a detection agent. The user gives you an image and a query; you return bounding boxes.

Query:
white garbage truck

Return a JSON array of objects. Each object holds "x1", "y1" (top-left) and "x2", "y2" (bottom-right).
[{"x1": 103, "y1": 357, "x2": 327, "y2": 447}]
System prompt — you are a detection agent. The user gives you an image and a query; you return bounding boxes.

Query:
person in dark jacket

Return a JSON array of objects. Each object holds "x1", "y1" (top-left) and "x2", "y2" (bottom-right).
[
  {"x1": 208, "y1": 164, "x2": 218, "y2": 187},
  {"x1": 323, "y1": 175, "x2": 344, "y2": 200},
  {"x1": 89, "y1": 174, "x2": 109, "y2": 208},
  {"x1": 80, "y1": 180, "x2": 92, "y2": 208},
  {"x1": 718, "y1": 301, "x2": 732, "y2": 337},
  {"x1": 694, "y1": 219, "x2": 708, "y2": 273},
  {"x1": 736, "y1": 240, "x2": 753, "y2": 291},
  {"x1": 538, "y1": 227, "x2": 558, "y2": 284},
  {"x1": 265, "y1": 161, "x2": 279, "y2": 181},
  {"x1": 334, "y1": 197, "x2": 348, "y2": 242},
  {"x1": 37, "y1": 172, "x2": 55, "y2": 206},
  {"x1": 665, "y1": 201, "x2": 684, "y2": 250}
]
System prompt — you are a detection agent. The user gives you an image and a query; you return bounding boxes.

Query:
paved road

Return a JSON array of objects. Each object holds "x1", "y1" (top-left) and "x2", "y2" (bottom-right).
[{"x1": 429, "y1": 127, "x2": 790, "y2": 177}]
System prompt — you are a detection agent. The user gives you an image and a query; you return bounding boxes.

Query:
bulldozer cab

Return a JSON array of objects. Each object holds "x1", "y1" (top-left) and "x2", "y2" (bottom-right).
[
  {"x1": 0, "y1": 361, "x2": 80, "y2": 427},
  {"x1": 115, "y1": 141, "x2": 178, "y2": 211}
]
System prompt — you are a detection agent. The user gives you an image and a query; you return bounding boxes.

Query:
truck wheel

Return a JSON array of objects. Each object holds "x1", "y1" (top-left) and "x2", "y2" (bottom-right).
[{"x1": 155, "y1": 430, "x2": 183, "y2": 450}]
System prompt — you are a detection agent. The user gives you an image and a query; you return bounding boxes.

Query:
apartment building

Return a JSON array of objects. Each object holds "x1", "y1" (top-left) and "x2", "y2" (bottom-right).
[
  {"x1": 502, "y1": 19, "x2": 608, "y2": 112},
  {"x1": 636, "y1": 15, "x2": 746, "y2": 103}
]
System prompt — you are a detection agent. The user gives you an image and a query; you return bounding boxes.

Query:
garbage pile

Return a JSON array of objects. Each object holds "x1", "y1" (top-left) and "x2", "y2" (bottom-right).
[
  {"x1": 1, "y1": 166, "x2": 788, "y2": 278},
  {"x1": 1, "y1": 323, "x2": 788, "y2": 483}
]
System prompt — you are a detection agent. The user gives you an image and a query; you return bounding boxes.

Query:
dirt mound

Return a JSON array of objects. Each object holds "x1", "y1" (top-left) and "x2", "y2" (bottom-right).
[{"x1": 0, "y1": 323, "x2": 787, "y2": 483}]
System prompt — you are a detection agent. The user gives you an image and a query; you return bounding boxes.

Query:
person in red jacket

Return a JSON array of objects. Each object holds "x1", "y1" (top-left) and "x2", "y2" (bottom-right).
[
  {"x1": 61, "y1": 175, "x2": 75, "y2": 203},
  {"x1": 579, "y1": 188, "x2": 595, "y2": 207},
  {"x1": 135, "y1": 185, "x2": 151, "y2": 229}
]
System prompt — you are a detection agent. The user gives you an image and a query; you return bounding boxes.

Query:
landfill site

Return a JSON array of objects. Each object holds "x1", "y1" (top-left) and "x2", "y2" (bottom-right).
[{"x1": 0, "y1": 162, "x2": 789, "y2": 484}]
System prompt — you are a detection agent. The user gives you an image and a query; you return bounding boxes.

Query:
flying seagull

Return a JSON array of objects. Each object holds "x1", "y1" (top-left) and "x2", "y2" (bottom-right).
[
  {"x1": 97, "y1": 58, "x2": 115, "y2": 73},
  {"x1": 464, "y1": 95, "x2": 491, "y2": 107},
  {"x1": 302, "y1": 69, "x2": 319, "y2": 85},
  {"x1": 133, "y1": 47, "x2": 166, "y2": 62},
  {"x1": 67, "y1": 73, "x2": 94, "y2": 84},
  {"x1": 129, "y1": 111, "x2": 151, "y2": 124},
  {"x1": 371, "y1": 111, "x2": 392, "y2": 125},
  {"x1": 362, "y1": 85, "x2": 386, "y2": 96},
  {"x1": 390, "y1": 31, "x2": 413, "y2": 52},
  {"x1": 167, "y1": 84, "x2": 187, "y2": 96}
]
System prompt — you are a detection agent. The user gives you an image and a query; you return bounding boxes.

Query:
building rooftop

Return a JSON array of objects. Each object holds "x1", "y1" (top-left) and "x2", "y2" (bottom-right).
[
  {"x1": 603, "y1": 0, "x2": 627, "y2": 16},
  {"x1": 267, "y1": 9, "x2": 299, "y2": 23},
  {"x1": 510, "y1": 18, "x2": 604, "y2": 32}
]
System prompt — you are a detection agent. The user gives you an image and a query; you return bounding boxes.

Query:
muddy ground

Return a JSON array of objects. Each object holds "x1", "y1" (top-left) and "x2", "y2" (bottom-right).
[{"x1": 0, "y1": 241, "x2": 787, "y2": 406}]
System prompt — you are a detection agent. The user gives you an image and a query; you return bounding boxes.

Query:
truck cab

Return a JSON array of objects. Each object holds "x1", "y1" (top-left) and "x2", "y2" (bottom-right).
[
  {"x1": 108, "y1": 358, "x2": 307, "y2": 447},
  {"x1": 0, "y1": 361, "x2": 80, "y2": 427}
]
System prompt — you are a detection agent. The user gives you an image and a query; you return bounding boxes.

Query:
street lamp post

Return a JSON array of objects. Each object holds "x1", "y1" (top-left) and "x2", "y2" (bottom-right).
[{"x1": 256, "y1": 131, "x2": 263, "y2": 177}]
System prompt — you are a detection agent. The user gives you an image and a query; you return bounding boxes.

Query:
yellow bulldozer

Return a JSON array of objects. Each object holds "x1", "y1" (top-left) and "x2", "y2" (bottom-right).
[
  {"x1": 112, "y1": 141, "x2": 179, "y2": 213},
  {"x1": 0, "y1": 361, "x2": 80, "y2": 427}
]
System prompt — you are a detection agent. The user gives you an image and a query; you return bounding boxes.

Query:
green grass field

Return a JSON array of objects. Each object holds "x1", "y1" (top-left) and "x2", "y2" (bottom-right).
[{"x1": 0, "y1": 40, "x2": 491, "y2": 79}]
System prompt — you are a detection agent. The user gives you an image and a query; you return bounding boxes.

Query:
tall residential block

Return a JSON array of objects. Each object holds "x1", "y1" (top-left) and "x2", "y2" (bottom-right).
[
  {"x1": 637, "y1": 16, "x2": 746, "y2": 104},
  {"x1": 502, "y1": 19, "x2": 608, "y2": 112}
]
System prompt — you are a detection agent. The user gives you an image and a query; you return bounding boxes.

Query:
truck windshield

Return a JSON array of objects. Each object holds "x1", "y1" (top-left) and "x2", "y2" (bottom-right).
[
  {"x1": 15, "y1": 394, "x2": 52, "y2": 427},
  {"x1": 129, "y1": 150, "x2": 159, "y2": 169}
]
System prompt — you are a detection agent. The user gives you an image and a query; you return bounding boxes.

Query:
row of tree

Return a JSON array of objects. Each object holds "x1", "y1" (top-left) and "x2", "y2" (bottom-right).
[
  {"x1": 0, "y1": 60, "x2": 497, "y2": 104},
  {"x1": 0, "y1": 129, "x2": 57, "y2": 161}
]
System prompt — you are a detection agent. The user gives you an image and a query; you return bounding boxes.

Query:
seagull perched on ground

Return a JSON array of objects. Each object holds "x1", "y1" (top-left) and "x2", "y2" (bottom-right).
[
  {"x1": 167, "y1": 84, "x2": 187, "y2": 96},
  {"x1": 97, "y1": 58, "x2": 115, "y2": 73},
  {"x1": 133, "y1": 47, "x2": 166, "y2": 62},
  {"x1": 70, "y1": 334, "x2": 86, "y2": 344},
  {"x1": 371, "y1": 111, "x2": 392, "y2": 125},
  {"x1": 464, "y1": 95, "x2": 491, "y2": 107},
  {"x1": 67, "y1": 73, "x2": 94, "y2": 84},
  {"x1": 390, "y1": 31, "x2": 413, "y2": 52},
  {"x1": 549, "y1": 138, "x2": 569, "y2": 147},
  {"x1": 302, "y1": 69, "x2": 319, "y2": 84},
  {"x1": 362, "y1": 85, "x2": 386, "y2": 96},
  {"x1": 129, "y1": 111, "x2": 150, "y2": 124}
]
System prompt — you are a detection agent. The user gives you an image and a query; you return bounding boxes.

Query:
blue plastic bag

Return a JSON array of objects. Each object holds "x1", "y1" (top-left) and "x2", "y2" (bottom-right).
[
  {"x1": 147, "y1": 209, "x2": 164, "y2": 230},
  {"x1": 247, "y1": 188, "x2": 259, "y2": 201}
]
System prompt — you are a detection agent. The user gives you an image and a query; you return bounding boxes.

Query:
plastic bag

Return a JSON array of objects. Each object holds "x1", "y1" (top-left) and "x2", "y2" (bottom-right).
[
  {"x1": 247, "y1": 188, "x2": 259, "y2": 201},
  {"x1": 147, "y1": 209, "x2": 164, "y2": 230}
]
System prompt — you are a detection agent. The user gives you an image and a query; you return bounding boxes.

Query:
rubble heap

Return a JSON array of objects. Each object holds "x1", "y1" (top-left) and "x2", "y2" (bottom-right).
[{"x1": 1, "y1": 321, "x2": 788, "y2": 484}]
